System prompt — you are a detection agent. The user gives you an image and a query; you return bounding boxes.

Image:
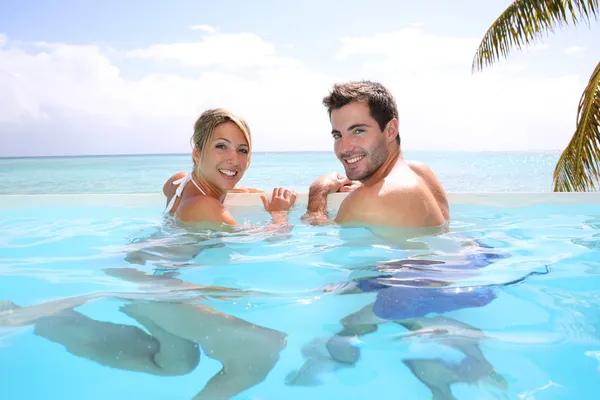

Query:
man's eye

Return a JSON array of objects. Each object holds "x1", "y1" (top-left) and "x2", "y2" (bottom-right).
[{"x1": 332, "y1": 134, "x2": 341, "y2": 139}]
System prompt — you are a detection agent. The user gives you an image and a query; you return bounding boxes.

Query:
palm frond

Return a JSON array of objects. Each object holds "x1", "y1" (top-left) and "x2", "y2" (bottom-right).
[
  {"x1": 473, "y1": 0, "x2": 599, "y2": 72},
  {"x1": 553, "y1": 61, "x2": 600, "y2": 192}
]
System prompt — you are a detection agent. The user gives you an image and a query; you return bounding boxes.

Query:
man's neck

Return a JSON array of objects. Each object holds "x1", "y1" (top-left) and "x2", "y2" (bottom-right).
[{"x1": 361, "y1": 147, "x2": 402, "y2": 187}]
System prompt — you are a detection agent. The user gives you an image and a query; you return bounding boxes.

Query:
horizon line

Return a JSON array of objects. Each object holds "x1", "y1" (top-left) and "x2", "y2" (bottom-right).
[{"x1": 0, "y1": 149, "x2": 563, "y2": 160}]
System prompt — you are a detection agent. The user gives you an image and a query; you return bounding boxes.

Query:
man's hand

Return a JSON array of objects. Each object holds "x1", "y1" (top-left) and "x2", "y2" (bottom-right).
[
  {"x1": 309, "y1": 172, "x2": 352, "y2": 195},
  {"x1": 301, "y1": 172, "x2": 351, "y2": 224},
  {"x1": 338, "y1": 181, "x2": 363, "y2": 193}
]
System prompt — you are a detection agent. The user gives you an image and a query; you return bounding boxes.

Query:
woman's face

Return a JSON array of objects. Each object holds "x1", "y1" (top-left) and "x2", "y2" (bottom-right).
[{"x1": 195, "y1": 122, "x2": 250, "y2": 191}]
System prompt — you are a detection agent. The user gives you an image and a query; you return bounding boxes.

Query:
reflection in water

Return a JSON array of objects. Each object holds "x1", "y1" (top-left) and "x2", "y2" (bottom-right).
[
  {"x1": 288, "y1": 240, "x2": 549, "y2": 399},
  {"x1": 120, "y1": 219, "x2": 225, "y2": 268},
  {"x1": 286, "y1": 315, "x2": 509, "y2": 400},
  {"x1": 1, "y1": 295, "x2": 287, "y2": 400},
  {"x1": 0, "y1": 221, "x2": 294, "y2": 400},
  {"x1": 120, "y1": 216, "x2": 295, "y2": 269},
  {"x1": 398, "y1": 317, "x2": 508, "y2": 400}
]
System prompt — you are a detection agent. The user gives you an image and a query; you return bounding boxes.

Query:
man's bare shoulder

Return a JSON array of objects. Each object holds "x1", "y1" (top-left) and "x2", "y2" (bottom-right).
[
  {"x1": 406, "y1": 160, "x2": 431, "y2": 173},
  {"x1": 406, "y1": 161, "x2": 444, "y2": 190},
  {"x1": 335, "y1": 183, "x2": 430, "y2": 227},
  {"x1": 406, "y1": 160, "x2": 449, "y2": 219}
]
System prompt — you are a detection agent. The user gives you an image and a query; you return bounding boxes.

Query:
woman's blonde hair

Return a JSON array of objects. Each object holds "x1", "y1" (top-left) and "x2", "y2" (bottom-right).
[{"x1": 190, "y1": 108, "x2": 252, "y2": 174}]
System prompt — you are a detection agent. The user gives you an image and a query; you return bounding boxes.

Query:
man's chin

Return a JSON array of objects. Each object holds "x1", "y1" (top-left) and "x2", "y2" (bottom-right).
[
  {"x1": 346, "y1": 174, "x2": 364, "y2": 182},
  {"x1": 344, "y1": 168, "x2": 363, "y2": 181},
  {"x1": 347, "y1": 169, "x2": 375, "y2": 182}
]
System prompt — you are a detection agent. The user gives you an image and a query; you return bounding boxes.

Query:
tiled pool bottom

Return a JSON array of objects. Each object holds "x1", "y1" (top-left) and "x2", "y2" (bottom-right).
[{"x1": 1, "y1": 193, "x2": 599, "y2": 399}]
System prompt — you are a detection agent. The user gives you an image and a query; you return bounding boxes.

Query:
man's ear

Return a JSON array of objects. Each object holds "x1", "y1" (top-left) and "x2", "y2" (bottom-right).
[{"x1": 385, "y1": 119, "x2": 399, "y2": 143}]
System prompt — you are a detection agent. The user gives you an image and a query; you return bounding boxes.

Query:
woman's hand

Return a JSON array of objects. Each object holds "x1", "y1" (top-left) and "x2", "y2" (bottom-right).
[
  {"x1": 261, "y1": 187, "x2": 297, "y2": 213},
  {"x1": 261, "y1": 188, "x2": 297, "y2": 224}
]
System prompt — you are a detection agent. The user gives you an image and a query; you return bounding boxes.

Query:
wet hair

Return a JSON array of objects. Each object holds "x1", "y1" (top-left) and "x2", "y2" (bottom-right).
[
  {"x1": 322, "y1": 80, "x2": 400, "y2": 145},
  {"x1": 190, "y1": 108, "x2": 252, "y2": 168}
]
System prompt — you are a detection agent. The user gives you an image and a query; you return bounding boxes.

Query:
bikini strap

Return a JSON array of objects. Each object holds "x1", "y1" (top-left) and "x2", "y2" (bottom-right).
[
  {"x1": 164, "y1": 173, "x2": 206, "y2": 214},
  {"x1": 188, "y1": 175, "x2": 206, "y2": 195}
]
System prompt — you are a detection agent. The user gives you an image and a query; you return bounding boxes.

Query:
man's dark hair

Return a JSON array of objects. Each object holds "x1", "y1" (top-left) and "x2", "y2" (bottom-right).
[{"x1": 322, "y1": 80, "x2": 400, "y2": 145}]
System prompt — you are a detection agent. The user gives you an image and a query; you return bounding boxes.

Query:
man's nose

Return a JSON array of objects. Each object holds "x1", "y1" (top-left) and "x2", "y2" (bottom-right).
[{"x1": 339, "y1": 136, "x2": 356, "y2": 154}]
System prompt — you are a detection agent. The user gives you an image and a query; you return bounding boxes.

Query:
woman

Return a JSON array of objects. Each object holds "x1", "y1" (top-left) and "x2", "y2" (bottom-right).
[{"x1": 163, "y1": 108, "x2": 296, "y2": 226}]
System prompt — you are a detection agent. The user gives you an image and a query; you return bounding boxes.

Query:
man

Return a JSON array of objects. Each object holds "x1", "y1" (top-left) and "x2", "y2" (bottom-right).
[
  {"x1": 288, "y1": 81, "x2": 509, "y2": 396},
  {"x1": 302, "y1": 80, "x2": 449, "y2": 232}
]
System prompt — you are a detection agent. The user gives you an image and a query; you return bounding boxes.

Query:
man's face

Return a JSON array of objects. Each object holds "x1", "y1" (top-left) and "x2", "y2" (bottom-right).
[{"x1": 330, "y1": 101, "x2": 390, "y2": 181}]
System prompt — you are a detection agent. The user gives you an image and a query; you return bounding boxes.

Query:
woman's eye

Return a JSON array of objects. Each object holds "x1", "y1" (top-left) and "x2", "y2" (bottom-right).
[
  {"x1": 239, "y1": 149, "x2": 248, "y2": 154},
  {"x1": 216, "y1": 144, "x2": 226, "y2": 149}
]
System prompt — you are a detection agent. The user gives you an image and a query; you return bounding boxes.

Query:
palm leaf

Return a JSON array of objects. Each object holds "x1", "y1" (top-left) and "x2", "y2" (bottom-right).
[
  {"x1": 472, "y1": 0, "x2": 599, "y2": 72},
  {"x1": 553, "y1": 60, "x2": 600, "y2": 191}
]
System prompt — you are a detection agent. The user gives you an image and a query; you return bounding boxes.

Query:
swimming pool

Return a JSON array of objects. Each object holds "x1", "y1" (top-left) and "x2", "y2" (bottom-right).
[{"x1": 1, "y1": 192, "x2": 599, "y2": 399}]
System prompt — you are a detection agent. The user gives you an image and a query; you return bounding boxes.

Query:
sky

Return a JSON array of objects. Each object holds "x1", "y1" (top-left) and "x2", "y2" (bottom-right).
[{"x1": 0, "y1": 0, "x2": 598, "y2": 157}]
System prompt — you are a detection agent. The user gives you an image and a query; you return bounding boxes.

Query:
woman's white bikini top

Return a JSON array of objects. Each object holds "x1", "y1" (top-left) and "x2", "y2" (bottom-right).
[{"x1": 164, "y1": 173, "x2": 206, "y2": 214}]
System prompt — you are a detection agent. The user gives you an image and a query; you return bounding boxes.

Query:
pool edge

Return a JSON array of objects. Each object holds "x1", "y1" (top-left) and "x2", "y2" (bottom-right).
[{"x1": 1, "y1": 192, "x2": 600, "y2": 209}]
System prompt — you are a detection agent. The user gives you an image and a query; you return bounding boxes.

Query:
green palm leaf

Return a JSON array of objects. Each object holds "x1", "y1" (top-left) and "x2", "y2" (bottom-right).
[
  {"x1": 472, "y1": 0, "x2": 599, "y2": 72},
  {"x1": 553, "y1": 61, "x2": 600, "y2": 191}
]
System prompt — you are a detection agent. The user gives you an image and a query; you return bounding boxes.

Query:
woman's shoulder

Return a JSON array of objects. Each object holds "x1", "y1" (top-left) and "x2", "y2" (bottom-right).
[
  {"x1": 163, "y1": 172, "x2": 188, "y2": 196},
  {"x1": 176, "y1": 195, "x2": 235, "y2": 225}
]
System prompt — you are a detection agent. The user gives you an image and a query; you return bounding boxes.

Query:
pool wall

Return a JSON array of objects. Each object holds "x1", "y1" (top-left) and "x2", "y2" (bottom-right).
[{"x1": 1, "y1": 192, "x2": 600, "y2": 209}]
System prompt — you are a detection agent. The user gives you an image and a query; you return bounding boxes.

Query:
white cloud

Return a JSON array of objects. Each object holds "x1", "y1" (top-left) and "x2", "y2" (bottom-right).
[
  {"x1": 0, "y1": 34, "x2": 330, "y2": 157},
  {"x1": 531, "y1": 43, "x2": 549, "y2": 51},
  {"x1": 189, "y1": 24, "x2": 218, "y2": 34},
  {"x1": 126, "y1": 32, "x2": 299, "y2": 70},
  {"x1": 0, "y1": 28, "x2": 589, "y2": 157},
  {"x1": 337, "y1": 28, "x2": 479, "y2": 72},
  {"x1": 565, "y1": 45, "x2": 586, "y2": 54},
  {"x1": 335, "y1": 28, "x2": 586, "y2": 151}
]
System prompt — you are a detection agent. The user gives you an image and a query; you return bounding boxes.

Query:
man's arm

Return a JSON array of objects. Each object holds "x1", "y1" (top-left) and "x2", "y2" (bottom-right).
[
  {"x1": 301, "y1": 185, "x2": 332, "y2": 224},
  {"x1": 301, "y1": 173, "x2": 352, "y2": 225}
]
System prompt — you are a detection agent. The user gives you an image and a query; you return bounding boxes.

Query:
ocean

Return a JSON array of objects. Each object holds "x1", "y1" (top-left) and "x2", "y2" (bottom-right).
[{"x1": 0, "y1": 151, "x2": 562, "y2": 195}]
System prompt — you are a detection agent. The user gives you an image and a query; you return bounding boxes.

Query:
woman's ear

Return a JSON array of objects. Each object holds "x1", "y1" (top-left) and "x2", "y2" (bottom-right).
[{"x1": 192, "y1": 148, "x2": 200, "y2": 165}]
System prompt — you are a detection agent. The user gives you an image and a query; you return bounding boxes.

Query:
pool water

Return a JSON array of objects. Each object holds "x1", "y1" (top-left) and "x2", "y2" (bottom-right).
[{"x1": 1, "y1": 198, "x2": 599, "y2": 399}]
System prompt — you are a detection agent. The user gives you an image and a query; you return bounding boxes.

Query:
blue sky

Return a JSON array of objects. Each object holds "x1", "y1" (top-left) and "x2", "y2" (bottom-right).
[{"x1": 0, "y1": 0, "x2": 598, "y2": 156}]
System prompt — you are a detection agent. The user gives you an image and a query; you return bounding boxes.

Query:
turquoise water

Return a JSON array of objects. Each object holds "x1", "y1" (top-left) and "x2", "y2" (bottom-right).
[
  {"x1": 0, "y1": 151, "x2": 561, "y2": 194},
  {"x1": 1, "y1": 199, "x2": 600, "y2": 399}
]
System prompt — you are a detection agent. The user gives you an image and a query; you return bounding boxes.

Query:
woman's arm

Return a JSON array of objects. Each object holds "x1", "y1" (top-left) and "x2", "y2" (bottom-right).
[{"x1": 229, "y1": 186, "x2": 265, "y2": 193}]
